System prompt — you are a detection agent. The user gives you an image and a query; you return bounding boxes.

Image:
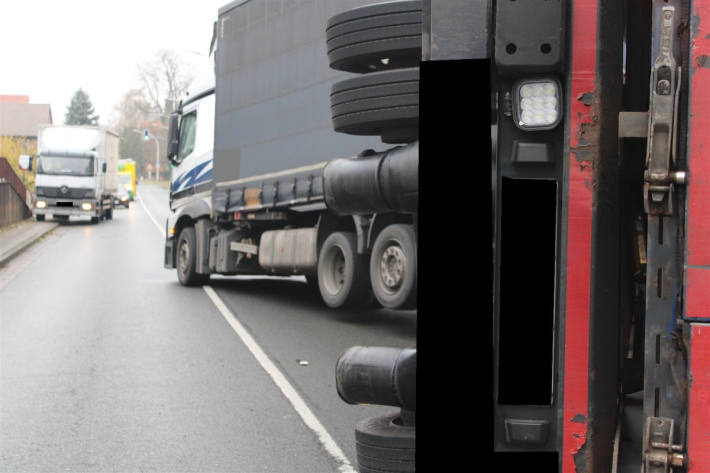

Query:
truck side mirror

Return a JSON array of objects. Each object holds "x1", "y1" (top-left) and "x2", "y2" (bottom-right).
[
  {"x1": 167, "y1": 112, "x2": 180, "y2": 164},
  {"x1": 19, "y1": 155, "x2": 33, "y2": 171},
  {"x1": 102, "y1": 162, "x2": 107, "y2": 173}
]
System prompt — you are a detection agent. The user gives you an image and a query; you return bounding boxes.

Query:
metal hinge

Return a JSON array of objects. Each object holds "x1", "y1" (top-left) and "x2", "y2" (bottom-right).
[
  {"x1": 643, "y1": 5, "x2": 686, "y2": 216},
  {"x1": 643, "y1": 417, "x2": 686, "y2": 473}
]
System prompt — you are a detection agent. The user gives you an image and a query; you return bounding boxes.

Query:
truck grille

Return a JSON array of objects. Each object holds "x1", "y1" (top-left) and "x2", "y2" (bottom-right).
[{"x1": 35, "y1": 186, "x2": 94, "y2": 199}]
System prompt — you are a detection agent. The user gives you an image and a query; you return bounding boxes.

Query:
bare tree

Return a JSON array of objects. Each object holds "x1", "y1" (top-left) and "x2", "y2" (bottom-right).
[
  {"x1": 112, "y1": 88, "x2": 152, "y2": 129},
  {"x1": 111, "y1": 89, "x2": 153, "y2": 172},
  {"x1": 137, "y1": 50, "x2": 196, "y2": 118},
  {"x1": 109, "y1": 49, "x2": 196, "y2": 179}
]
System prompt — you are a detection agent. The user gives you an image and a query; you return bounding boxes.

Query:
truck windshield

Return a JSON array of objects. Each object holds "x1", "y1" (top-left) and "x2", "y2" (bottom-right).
[
  {"x1": 177, "y1": 112, "x2": 197, "y2": 162},
  {"x1": 37, "y1": 156, "x2": 94, "y2": 176}
]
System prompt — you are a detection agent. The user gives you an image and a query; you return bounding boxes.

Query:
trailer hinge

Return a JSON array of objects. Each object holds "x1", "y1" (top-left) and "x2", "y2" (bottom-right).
[
  {"x1": 643, "y1": 5, "x2": 686, "y2": 216},
  {"x1": 643, "y1": 417, "x2": 686, "y2": 473}
]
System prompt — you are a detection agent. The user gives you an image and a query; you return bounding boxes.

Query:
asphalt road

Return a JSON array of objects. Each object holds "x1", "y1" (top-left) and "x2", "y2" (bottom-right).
[{"x1": 0, "y1": 182, "x2": 416, "y2": 472}]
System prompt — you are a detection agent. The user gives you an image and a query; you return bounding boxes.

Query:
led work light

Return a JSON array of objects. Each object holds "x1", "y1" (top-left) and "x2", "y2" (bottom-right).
[{"x1": 513, "y1": 79, "x2": 562, "y2": 131}]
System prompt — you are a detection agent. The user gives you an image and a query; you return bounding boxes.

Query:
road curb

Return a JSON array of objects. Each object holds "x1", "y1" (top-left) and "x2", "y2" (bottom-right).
[{"x1": 0, "y1": 221, "x2": 59, "y2": 267}]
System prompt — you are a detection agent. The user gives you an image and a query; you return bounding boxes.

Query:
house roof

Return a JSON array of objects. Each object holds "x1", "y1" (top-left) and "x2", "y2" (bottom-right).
[
  {"x1": 0, "y1": 102, "x2": 53, "y2": 138},
  {"x1": 0, "y1": 95, "x2": 30, "y2": 104}
]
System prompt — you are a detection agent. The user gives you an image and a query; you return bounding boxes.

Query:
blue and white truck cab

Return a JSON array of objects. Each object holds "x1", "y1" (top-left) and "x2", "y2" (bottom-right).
[{"x1": 165, "y1": 68, "x2": 215, "y2": 248}]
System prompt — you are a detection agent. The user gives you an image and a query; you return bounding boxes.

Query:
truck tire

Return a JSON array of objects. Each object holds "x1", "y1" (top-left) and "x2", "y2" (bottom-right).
[
  {"x1": 35, "y1": 214, "x2": 45, "y2": 222},
  {"x1": 331, "y1": 68, "x2": 419, "y2": 144},
  {"x1": 90, "y1": 216, "x2": 99, "y2": 224},
  {"x1": 369, "y1": 224, "x2": 417, "y2": 310},
  {"x1": 326, "y1": 0, "x2": 422, "y2": 74},
  {"x1": 317, "y1": 232, "x2": 372, "y2": 309},
  {"x1": 355, "y1": 411, "x2": 415, "y2": 473},
  {"x1": 176, "y1": 226, "x2": 210, "y2": 286}
]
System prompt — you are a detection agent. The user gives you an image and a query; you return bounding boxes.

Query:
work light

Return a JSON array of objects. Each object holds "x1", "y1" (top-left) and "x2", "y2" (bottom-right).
[{"x1": 513, "y1": 79, "x2": 562, "y2": 131}]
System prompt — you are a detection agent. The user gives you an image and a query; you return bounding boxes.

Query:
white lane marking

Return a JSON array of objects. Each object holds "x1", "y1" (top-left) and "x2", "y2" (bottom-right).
[
  {"x1": 203, "y1": 285, "x2": 357, "y2": 473},
  {"x1": 137, "y1": 192, "x2": 166, "y2": 238},
  {"x1": 139, "y1": 187, "x2": 356, "y2": 473}
]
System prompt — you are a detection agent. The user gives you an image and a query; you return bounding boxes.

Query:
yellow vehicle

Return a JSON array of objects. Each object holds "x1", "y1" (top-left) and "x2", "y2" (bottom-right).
[{"x1": 117, "y1": 159, "x2": 136, "y2": 200}]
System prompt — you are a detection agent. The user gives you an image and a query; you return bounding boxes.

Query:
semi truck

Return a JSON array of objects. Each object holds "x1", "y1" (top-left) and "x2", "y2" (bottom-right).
[
  {"x1": 22, "y1": 125, "x2": 118, "y2": 224},
  {"x1": 164, "y1": 0, "x2": 419, "y2": 311}
]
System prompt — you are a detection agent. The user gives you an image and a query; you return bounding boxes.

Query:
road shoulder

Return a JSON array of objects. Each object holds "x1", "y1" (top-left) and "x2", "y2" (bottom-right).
[{"x1": 0, "y1": 219, "x2": 58, "y2": 266}]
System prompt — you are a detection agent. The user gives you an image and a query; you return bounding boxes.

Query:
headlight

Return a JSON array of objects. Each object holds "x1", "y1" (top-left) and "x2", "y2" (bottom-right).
[
  {"x1": 120, "y1": 196, "x2": 128, "y2": 201},
  {"x1": 35, "y1": 200, "x2": 47, "y2": 209},
  {"x1": 81, "y1": 202, "x2": 94, "y2": 211},
  {"x1": 513, "y1": 79, "x2": 562, "y2": 130}
]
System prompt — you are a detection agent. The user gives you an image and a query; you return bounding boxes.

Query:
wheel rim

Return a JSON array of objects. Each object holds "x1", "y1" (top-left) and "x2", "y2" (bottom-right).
[
  {"x1": 379, "y1": 241, "x2": 406, "y2": 294},
  {"x1": 178, "y1": 239, "x2": 190, "y2": 275},
  {"x1": 322, "y1": 245, "x2": 347, "y2": 296}
]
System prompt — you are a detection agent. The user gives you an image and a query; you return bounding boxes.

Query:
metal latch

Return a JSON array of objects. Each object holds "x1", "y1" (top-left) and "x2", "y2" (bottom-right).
[
  {"x1": 643, "y1": 417, "x2": 686, "y2": 473},
  {"x1": 643, "y1": 5, "x2": 686, "y2": 216}
]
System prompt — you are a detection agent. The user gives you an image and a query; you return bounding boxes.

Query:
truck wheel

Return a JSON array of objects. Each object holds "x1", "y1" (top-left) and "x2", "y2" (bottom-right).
[
  {"x1": 90, "y1": 216, "x2": 99, "y2": 224},
  {"x1": 35, "y1": 215, "x2": 45, "y2": 222},
  {"x1": 317, "y1": 232, "x2": 372, "y2": 309},
  {"x1": 370, "y1": 224, "x2": 417, "y2": 310},
  {"x1": 355, "y1": 411, "x2": 415, "y2": 473},
  {"x1": 176, "y1": 227, "x2": 209, "y2": 286},
  {"x1": 331, "y1": 68, "x2": 419, "y2": 144},
  {"x1": 326, "y1": 0, "x2": 423, "y2": 74}
]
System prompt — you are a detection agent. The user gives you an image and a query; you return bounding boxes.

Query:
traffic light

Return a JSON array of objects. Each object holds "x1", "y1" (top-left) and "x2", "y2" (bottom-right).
[{"x1": 143, "y1": 129, "x2": 150, "y2": 141}]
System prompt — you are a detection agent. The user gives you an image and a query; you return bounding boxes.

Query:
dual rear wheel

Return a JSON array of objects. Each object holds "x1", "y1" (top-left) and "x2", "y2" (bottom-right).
[{"x1": 317, "y1": 224, "x2": 416, "y2": 310}]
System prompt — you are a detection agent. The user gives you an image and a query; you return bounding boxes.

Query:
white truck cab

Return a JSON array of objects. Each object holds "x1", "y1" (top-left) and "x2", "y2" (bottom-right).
[{"x1": 31, "y1": 125, "x2": 118, "y2": 224}]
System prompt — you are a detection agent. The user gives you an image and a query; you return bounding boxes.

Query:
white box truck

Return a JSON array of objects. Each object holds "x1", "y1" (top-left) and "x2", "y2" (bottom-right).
[{"x1": 29, "y1": 125, "x2": 119, "y2": 224}]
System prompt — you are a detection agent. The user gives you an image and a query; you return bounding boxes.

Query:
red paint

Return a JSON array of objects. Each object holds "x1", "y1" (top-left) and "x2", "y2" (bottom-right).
[
  {"x1": 686, "y1": 268, "x2": 710, "y2": 319},
  {"x1": 688, "y1": 324, "x2": 710, "y2": 472},
  {"x1": 686, "y1": 0, "x2": 710, "y2": 321},
  {"x1": 562, "y1": 1, "x2": 597, "y2": 471}
]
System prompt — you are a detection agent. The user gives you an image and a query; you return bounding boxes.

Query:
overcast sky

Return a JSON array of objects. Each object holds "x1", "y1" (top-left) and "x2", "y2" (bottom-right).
[{"x1": 0, "y1": 0, "x2": 228, "y2": 127}]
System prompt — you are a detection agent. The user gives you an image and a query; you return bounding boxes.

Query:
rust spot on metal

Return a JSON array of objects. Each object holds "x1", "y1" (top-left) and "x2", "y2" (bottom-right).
[
  {"x1": 577, "y1": 92, "x2": 594, "y2": 106},
  {"x1": 692, "y1": 13, "x2": 701, "y2": 41},
  {"x1": 697, "y1": 55, "x2": 710, "y2": 68},
  {"x1": 574, "y1": 438, "x2": 590, "y2": 473},
  {"x1": 690, "y1": 14, "x2": 703, "y2": 79},
  {"x1": 570, "y1": 79, "x2": 601, "y2": 176},
  {"x1": 571, "y1": 125, "x2": 598, "y2": 165}
]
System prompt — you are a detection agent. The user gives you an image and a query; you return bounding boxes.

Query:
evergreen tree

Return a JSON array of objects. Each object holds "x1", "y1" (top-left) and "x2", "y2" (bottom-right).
[{"x1": 64, "y1": 88, "x2": 99, "y2": 125}]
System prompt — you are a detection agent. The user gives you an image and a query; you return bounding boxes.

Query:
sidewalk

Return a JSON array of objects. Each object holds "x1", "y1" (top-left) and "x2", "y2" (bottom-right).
[{"x1": 0, "y1": 219, "x2": 58, "y2": 266}]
